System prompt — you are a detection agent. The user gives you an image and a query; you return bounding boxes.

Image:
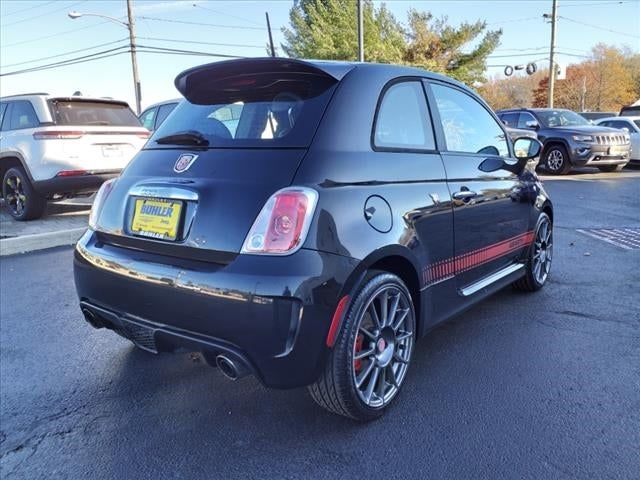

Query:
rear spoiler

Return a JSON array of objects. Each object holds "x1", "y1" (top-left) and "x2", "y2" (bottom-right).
[
  {"x1": 174, "y1": 57, "x2": 355, "y2": 104},
  {"x1": 49, "y1": 97, "x2": 130, "y2": 107}
]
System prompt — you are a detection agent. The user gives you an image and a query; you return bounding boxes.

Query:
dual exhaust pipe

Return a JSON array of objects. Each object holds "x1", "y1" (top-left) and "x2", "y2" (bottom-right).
[{"x1": 82, "y1": 306, "x2": 250, "y2": 381}]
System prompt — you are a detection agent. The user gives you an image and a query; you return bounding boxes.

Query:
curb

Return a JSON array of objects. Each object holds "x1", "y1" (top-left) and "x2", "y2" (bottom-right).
[{"x1": 0, "y1": 228, "x2": 86, "y2": 256}]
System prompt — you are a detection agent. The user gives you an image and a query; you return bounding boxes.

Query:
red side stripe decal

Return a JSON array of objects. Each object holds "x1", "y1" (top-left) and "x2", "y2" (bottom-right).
[{"x1": 422, "y1": 230, "x2": 534, "y2": 287}]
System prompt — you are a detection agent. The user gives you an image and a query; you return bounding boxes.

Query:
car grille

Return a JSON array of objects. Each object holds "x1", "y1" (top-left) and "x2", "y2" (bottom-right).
[
  {"x1": 593, "y1": 134, "x2": 629, "y2": 145},
  {"x1": 118, "y1": 320, "x2": 158, "y2": 353}
]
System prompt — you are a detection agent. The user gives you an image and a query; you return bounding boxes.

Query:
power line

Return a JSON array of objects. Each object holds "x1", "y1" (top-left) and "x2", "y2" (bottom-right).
[
  {"x1": 560, "y1": 1, "x2": 630, "y2": 7},
  {"x1": 191, "y1": 3, "x2": 264, "y2": 26},
  {"x1": 1, "y1": 0, "x2": 57, "y2": 17},
  {"x1": 1, "y1": 38, "x2": 129, "y2": 69},
  {"x1": 486, "y1": 16, "x2": 540, "y2": 25},
  {"x1": 1, "y1": 19, "x2": 115, "y2": 48},
  {"x1": 559, "y1": 15, "x2": 640, "y2": 38},
  {"x1": 0, "y1": 45, "x2": 244, "y2": 77},
  {"x1": 138, "y1": 15, "x2": 267, "y2": 30},
  {"x1": 0, "y1": 49, "x2": 131, "y2": 77},
  {"x1": 1, "y1": 0, "x2": 87, "y2": 28},
  {"x1": 137, "y1": 36, "x2": 264, "y2": 49}
]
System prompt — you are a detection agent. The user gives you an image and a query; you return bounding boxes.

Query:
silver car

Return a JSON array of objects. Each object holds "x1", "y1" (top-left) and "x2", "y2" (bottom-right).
[
  {"x1": 0, "y1": 93, "x2": 149, "y2": 220},
  {"x1": 596, "y1": 116, "x2": 640, "y2": 166}
]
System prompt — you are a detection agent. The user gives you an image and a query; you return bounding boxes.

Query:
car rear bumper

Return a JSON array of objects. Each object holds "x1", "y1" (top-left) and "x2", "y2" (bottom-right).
[
  {"x1": 73, "y1": 229, "x2": 358, "y2": 388},
  {"x1": 34, "y1": 170, "x2": 120, "y2": 196}
]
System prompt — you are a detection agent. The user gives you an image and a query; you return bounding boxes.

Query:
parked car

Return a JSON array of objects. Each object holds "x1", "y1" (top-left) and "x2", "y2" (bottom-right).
[
  {"x1": 596, "y1": 116, "x2": 640, "y2": 165},
  {"x1": 138, "y1": 98, "x2": 180, "y2": 133},
  {"x1": 497, "y1": 108, "x2": 631, "y2": 174},
  {"x1": 74, "y1": 58, "x2": 551, "y2": 421},
  {"x1": 579, "y1": 111, "x2": 617, "y2": 122},
  {"x1": 619, "y1": 100, "x2": 640, "y2": 117},
  {"x1": 0, "y1": 93, "x2": 149, "y2": 220}
]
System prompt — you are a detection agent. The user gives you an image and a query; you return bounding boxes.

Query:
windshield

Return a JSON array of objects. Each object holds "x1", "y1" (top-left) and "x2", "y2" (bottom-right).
[
  {"x1": 535, "y1": 110, "x2": 590, "y2": 128},
  {"x1": 151, "y1": 73, "x2": 337, "y2": 148},
  {"x1": 49, "y1": 100, "x2": 140, "y2": 126}
]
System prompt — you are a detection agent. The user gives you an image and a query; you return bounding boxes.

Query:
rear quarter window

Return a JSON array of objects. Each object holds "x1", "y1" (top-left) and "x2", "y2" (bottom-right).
[
  {"x1": 7, "y1": 100, "x2": 39, "y2": 130},
  {"x1": 373, "y1": 81, "x2": 435, "y2": 150},
  {"x1": 49, "y1": 100, "x2": 140, "y2": 127}
]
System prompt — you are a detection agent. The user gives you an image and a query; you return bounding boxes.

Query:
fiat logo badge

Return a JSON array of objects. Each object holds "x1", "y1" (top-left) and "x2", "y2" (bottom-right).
[{"x1": 174, "y1": 153, "x2": 198, "y2": 173}]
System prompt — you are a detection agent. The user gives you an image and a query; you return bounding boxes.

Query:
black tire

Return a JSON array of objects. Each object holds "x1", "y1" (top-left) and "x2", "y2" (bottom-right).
[
  {"x1": 544, "y1": 144, "x2": 571, "y2": 175},
  {"x1": 597, "y1": 164, "x2": 624, "y2": 173},
  {"x1": 2, "y1": 167, "x2": 46, "y2": 221},
  {"x1": 308, "y1": 271, "x2": 416, "y2": 421},
  {"x1": 514, "y1": 213, "x2": 552, "y2": 292}
]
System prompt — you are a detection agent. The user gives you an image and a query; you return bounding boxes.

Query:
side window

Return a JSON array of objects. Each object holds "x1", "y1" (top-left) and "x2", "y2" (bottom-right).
[
  {"x1": 139, "y1": 107, "x2": 157, "y2": 130},
  {"x1": 431, "y1": 83, "x2": 508, "y2": 156},
  {"x1": 8, "y1": 100, "x2": 39, "y2": 130},
  {"x1": 0, "y1": 103, "x2": 8, "y2": 131},
  {"x1": 517, "y1": 112, "x2": 537, "y2": 129},
  {"x1": 610, "y1": 121, "x2": 629, "y2": 130},
  {"x1": 374, "y1": 81, "x2": 435, "y2": 150},
  {"x1": 500, "y1": 112, "x2": 519, "y2": 127},
  {"x1": 155, "y1": 103, "x2": 178, "y2": 130}
]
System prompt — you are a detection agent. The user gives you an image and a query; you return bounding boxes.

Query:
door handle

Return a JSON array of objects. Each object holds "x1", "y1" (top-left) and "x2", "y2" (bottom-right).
[{"x1": 452, "y1": 190, "x2": 478, "y2": 201}]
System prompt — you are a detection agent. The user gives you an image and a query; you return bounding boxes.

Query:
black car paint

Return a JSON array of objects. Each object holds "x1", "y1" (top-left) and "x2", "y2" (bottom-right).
[{"x1": 75, "y1": 59, "x2": 552, "y2": 388}]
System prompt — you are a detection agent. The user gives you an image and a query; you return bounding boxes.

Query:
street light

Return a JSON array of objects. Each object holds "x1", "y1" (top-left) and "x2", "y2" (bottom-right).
[{"x1": 68, "y1": 0, "x2": 141, "y2": 114}]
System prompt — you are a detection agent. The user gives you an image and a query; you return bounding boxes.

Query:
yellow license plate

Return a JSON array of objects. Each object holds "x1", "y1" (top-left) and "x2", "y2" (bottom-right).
[{"x1": 131, "y1": 198, "x2": 182, "y2": 240}]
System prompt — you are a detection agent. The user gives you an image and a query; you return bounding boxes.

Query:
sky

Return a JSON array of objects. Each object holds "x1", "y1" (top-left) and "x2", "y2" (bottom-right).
[{"x1": 1, "y1": 0, "x2": 639, "y2": 111}]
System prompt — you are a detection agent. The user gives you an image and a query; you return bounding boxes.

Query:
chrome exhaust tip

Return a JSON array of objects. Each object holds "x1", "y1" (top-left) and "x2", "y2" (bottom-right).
[{"x1": 215, "y1": 354, "x2": 249, "y2": 381}]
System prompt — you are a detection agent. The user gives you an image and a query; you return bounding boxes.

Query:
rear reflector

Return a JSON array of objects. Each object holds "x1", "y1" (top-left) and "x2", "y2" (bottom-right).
[
  {"x1": 56, "y1": 170, "x2": 88, "y2": 177},
  {"x1": 137, "y1": 130, "x2": 151, "y2": 139},
  {"x1": 326, "y1": 295, "x2": 350, "y2": 348},
  {"x1": 33, "y1": 130, "x2": 84, "y2": 140}
]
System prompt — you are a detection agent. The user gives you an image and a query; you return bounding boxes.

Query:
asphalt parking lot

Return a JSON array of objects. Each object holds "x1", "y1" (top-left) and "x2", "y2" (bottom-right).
[{"x1": 1, "y1": 169, "x2": 639, "y2": 479}]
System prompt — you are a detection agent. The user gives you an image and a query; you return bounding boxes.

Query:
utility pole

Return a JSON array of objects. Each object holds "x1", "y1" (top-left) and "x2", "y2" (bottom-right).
[
  {"x1": 547, "y1": 0, "x2": 558, "y2": 108},
  {"x1": 357, "y1": 0, "x2": 364, "y2": 62},
  {"x1": 127, "y1": 0, "x2": 141, "y2": 114},
  {"x1": 266, "y1": 12, "x2": 275, "y2": 57}
]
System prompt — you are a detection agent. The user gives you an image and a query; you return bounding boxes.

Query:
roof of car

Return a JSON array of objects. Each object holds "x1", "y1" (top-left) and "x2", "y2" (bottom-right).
[
  {"x1": 142, "y1": 98, "x2": 182, "y2": 111},
  {"x1": 0, "y1": 93, "x2": 131, "y2": 107},
  {"x1": 596, "y1": 116, "x2": 640, "y2": 122},
  {"x1": 174, "y1": 57, "x2": 472, "y2": 103},
  {"x1": 497, "y1": 107, "x2": 574, "y2": 113}
]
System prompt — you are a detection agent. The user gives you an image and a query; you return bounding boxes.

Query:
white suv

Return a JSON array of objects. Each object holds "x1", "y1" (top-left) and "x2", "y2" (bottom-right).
[{"x1": 0, "y1": 93, "x2": 149, "y2": 220}]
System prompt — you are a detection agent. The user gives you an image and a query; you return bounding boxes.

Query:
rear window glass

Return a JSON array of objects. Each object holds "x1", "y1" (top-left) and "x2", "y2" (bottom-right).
[
  {"x1": 150, "y1": 73, "x2": 337, "y2": 148},
  {"x1": 49, "y1": 100, "x2": 140, "y2": 126}
]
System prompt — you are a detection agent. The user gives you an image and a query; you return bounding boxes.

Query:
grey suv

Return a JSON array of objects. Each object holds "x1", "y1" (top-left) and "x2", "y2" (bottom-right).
[{"x1": 497, "y1": 108, "x2": 631, "y2": 174}]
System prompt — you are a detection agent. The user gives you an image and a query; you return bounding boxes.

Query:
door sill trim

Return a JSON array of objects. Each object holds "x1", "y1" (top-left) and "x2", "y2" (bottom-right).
[{"x1": 459, "y1": 263, "x2": 525, "y2": 297}]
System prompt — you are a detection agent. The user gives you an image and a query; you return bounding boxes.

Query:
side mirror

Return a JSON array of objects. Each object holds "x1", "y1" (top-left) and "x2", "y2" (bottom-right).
[
  {"x1": 525, "y1": 120, "x2": 539, "y2": 130},
  {"x1": 513, "y1": 137, "x2": 542, "y2": 160}
]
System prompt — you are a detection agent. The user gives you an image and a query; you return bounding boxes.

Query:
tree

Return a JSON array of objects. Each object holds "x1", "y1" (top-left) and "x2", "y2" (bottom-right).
[
  {"x1": 478, "y1": 71, "x2": 543, "y2": 110},
  {"x1": 281, "y1": 0, "x2": 502, "y2": 84},
  {"x1": 403, "y1": 10, "x2": 502, "y2": 84},
  {"x1": 281, "y1": 0, "x2": 405, "y2": 64}
]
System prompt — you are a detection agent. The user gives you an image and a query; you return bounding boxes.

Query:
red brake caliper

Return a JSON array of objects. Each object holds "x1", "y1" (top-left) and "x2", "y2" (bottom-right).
[{"x1": 354, "y1": 333, "x2": 364, "y2": 372}]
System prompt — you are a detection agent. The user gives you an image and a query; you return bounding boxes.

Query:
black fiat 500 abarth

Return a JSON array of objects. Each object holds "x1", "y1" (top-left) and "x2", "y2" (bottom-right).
[{"x1": 74, "y1": 58, "x2": 552, "y2": 421}]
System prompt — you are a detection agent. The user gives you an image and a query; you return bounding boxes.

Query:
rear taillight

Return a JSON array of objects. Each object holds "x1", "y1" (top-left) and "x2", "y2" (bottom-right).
[
  {"x1": 89, "y1": 179, "x2": 116, "y2": 230},
  {"x1": 136, "y1": 130, "x2": 151, "y2": 139},
  {"x1": 33, "y1": 130, "x2": 84, "y2": 140},
  {"x1": 241, "y1": 187, "x2": 318, "y2": 255}
]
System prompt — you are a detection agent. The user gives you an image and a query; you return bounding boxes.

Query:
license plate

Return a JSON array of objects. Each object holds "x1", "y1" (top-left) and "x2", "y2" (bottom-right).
[
  {"x1": 131, "y1": 198, "x2": 183, "y2": 240},
  {"x1": 102, "y1": 145, "x2": 122, "y2": 157},
  {"x1": 608, "y1": 146, "x2": 625, "y2": 156}
]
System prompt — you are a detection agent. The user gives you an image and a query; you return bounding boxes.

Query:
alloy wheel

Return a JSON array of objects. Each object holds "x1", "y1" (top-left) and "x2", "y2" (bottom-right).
[
  {"x1": 5, "y1": 174, "x2": 27, "y2": 217},
  {"x1": 352, "y1": 285, "x2": 414, "y2": 408},
  {"x1": 532, "y1": 217, "x2": 553, "y2": 285},
  {"x1": 547, "y1": 149, "x2": 564, "y2": 172}
]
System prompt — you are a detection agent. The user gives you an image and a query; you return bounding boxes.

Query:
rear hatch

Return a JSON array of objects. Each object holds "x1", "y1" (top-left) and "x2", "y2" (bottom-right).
[
  {"x1": 94, "y1": 58, "x2": 352, "y2": 259},
  {"x1": 46, "y1": 98, "x2": 148, "y2": 170}
]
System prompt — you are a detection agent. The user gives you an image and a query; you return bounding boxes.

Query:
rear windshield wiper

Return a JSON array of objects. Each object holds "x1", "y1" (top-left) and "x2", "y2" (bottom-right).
[{"x1": 155, "y1": 131, "x2": 209, "y2": 146}]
